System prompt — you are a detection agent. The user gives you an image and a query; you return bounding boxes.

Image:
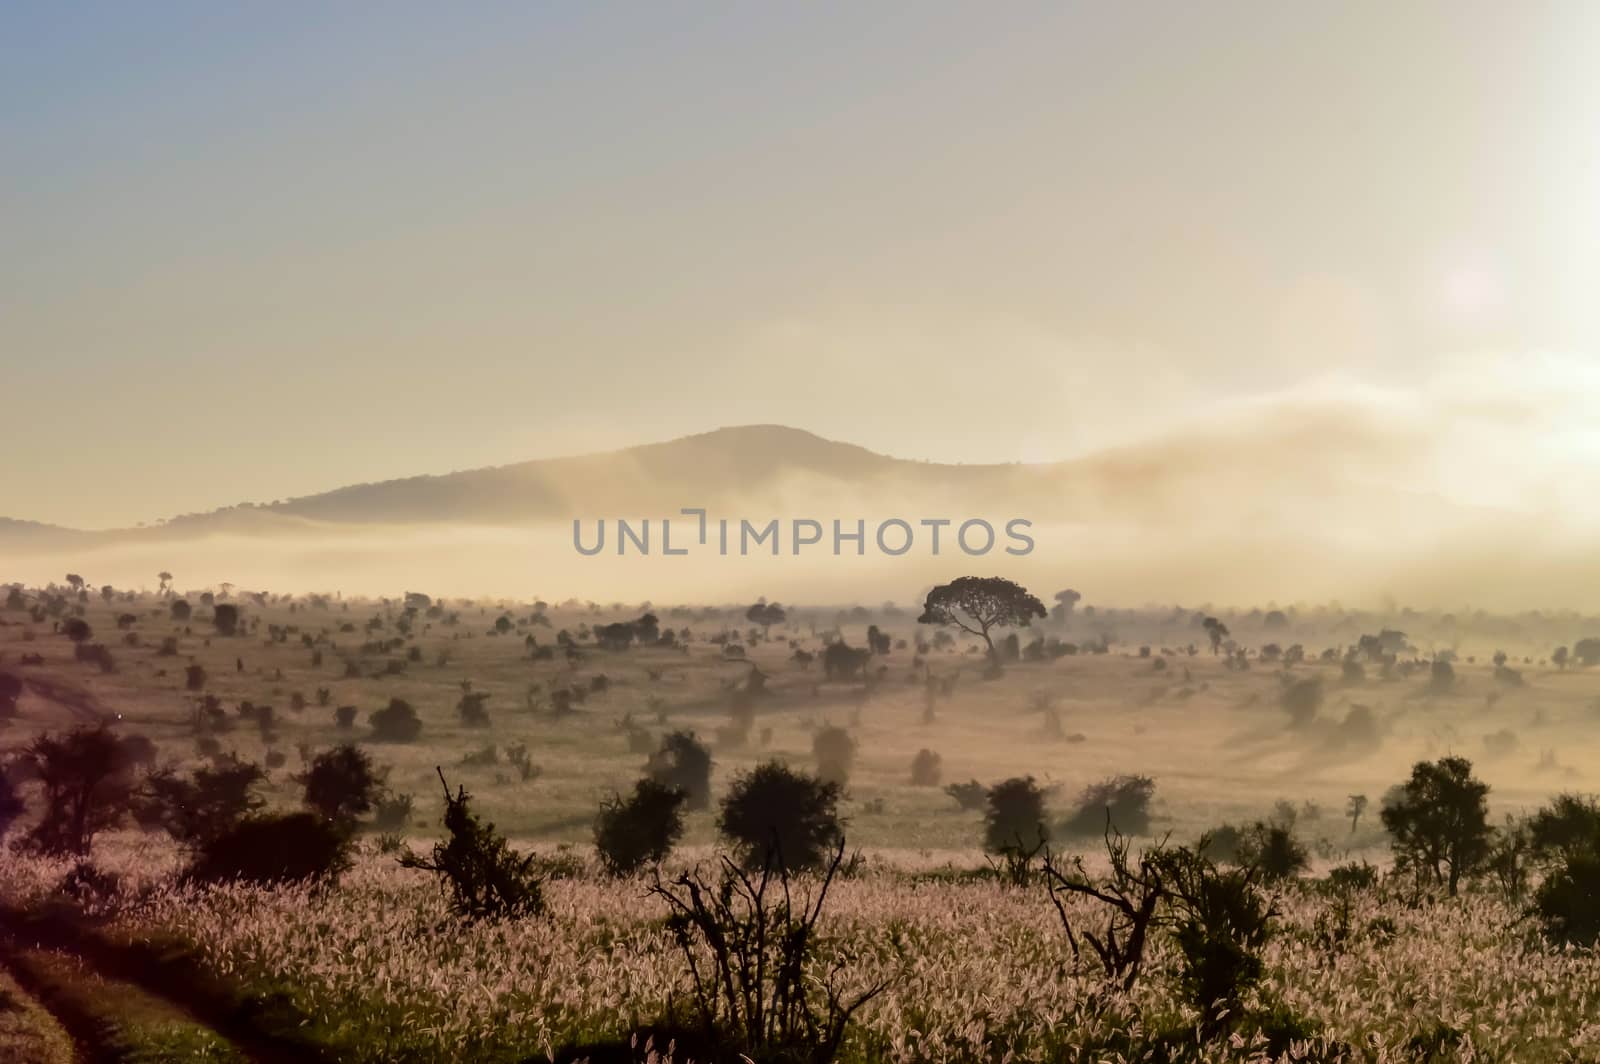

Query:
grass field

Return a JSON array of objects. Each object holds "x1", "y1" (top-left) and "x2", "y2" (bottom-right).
[{"x1": 2, "y1": 585, "x2": 1599, "y2": 1061}]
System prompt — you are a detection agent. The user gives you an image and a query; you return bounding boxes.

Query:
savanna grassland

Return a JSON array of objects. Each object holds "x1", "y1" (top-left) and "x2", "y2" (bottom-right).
[{"x1": 3, "y1": 580, "x2": 1600, "y2": 1063}]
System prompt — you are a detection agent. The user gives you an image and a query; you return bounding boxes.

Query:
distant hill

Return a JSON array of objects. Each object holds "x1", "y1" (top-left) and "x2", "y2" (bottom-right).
[{"x1": 0, "y1": 417, "x2": 1484, "y2": 544}]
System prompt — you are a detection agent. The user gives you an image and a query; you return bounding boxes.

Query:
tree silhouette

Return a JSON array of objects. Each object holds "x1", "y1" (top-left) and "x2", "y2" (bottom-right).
[
  {"x1": 1381, "y1": 756, "x2": 1492, "y2": 896},
  {"x1": 918, "y1": 577, "x2": 1046, "y2": 672}
]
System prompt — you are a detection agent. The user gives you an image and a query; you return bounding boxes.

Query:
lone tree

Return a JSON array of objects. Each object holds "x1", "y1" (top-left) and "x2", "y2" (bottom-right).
[
  {"x1": 918, "y1": 577, "x2": 1046, "y2": 672},
  {"x1": 1346, "y1": 793, "x2": 1368, "y2": 834},
  {"x1": 1380, "y1": 756, "x2": 1492, "y2": 896},
  {"x1": 1050, "y1": 589, "x2": 1081, "y2": 623},
  {"x1": 1202, "y1": 616, "x2": 1229, "y2": 655},
  {"x1": 745, "y1": 601, "x2": 786, "y2": 634}
]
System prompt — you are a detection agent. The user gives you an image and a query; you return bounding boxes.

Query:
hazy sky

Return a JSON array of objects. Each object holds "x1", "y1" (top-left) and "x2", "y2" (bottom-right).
[{"x1": 4, "y1": 2, "x2": 1599, "y2": 528}]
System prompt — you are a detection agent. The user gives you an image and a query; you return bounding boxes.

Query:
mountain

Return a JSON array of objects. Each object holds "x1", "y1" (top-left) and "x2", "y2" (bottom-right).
[
  {"x1": 1, "y1": 417, "x2": 1583, "y2": 608},
  {"x1": 0, "y1": 418, "x2": 1492, "y2": 541}
]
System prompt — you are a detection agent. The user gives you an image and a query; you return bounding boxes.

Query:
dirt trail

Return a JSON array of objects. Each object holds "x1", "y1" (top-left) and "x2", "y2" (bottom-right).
[{"x1": 0, "y1": 906, "x2": 338, "y2": 1064}]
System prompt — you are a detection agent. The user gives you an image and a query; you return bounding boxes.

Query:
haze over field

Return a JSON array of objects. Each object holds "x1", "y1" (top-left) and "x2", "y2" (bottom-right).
[
  {"x1": 5, "y1": 4, "x2": 1600, "y2": 606},
  {"x1": 5, "y1": 398, "x2": 1600, "y2": 608}
]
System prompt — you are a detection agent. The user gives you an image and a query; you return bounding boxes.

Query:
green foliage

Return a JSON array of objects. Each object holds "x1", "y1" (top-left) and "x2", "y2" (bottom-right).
[{"x1": 400, "y1": 769, "x2": 545, "y2": 921}]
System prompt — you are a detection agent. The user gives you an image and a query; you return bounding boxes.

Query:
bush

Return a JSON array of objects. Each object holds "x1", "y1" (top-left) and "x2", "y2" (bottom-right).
[
  {"x1": 812, "y1": 724, "x2": 857, "y2": 786},
  {"x1": 187, "y1": 812, "x2": 352, "y2": 886},
  {"x1": 372, "y1": 792, "x2": 414, "y2": 832},
  {"x1": 369, "y1": 698, "x2": 422, "y2": 743},
  {"x1": 1278, "y1": 675, "x2": 1323, "y2": 726},
  {"x1": 984, "y1": 776, "x2": 1048, "y2": 854},
  {"x1": 910, "y1": 749, "x2": 942, "y2": 787},
  {"x1": 400, "y1": 770, "x2": 544, "y2": 921},
  {"x1": 1325, "y1": 860, "x2": 1379, "y2": 892},
  {"x1": 1237, "y1": 820, "x2": 1309, "y2": 882},
  {"x1": 1155, "y1": 846, "x2": 1279, "y2": 1039},
  {"x1": 213, "y1": 603, "x2": 240, "y2": 636},
  {"x1": 593, "y1": 778, "x2": 688, "y2": 876},
  {"x1": 135, "y1": 756, "x2": 265, "y2": 847},
  {"x1": 944, "y1": 778, "x2": 987, "y2": 811},
  {"x1": 718, "y1": 761, "x2": 843, "y2": 872},
  {"x1": 1527, "y1": 793, "x2": 1600, "y2": 864},
  {"x1": 297, "y1": 744, "x2": 382, "y2": 825},
  {"x1": 651, "y1": 836, "x2": 890, "y2": 1062},
  {"x1": 1060, "y1": 774, "x2": 1155, "y2": 838},
  {"x1": 1535, "y1": 852, "x2": 1600, "y2": 947},
  {"x1": 646, "y1": 730, "x2": 713, "y2": 810}
]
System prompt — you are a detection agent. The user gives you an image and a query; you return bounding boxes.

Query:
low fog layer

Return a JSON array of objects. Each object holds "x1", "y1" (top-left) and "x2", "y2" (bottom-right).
[{"x1": 6, "y1": 364, "x2": 1597, "y2": 609}]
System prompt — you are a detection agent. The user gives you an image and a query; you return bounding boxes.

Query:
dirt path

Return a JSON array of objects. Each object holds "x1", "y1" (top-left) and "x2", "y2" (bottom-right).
[{"x1": 0, "y1": 907, "x2": 339, "y2": 1064}]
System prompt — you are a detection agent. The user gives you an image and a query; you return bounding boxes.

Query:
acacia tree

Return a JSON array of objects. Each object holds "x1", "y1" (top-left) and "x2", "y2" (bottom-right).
[
  {"x1": 917, "y1": 577, "x2": 1046, "y2": 673},
  {"x1": 1380, "y1": 756, "x2": 1492, "y2": 896},
  {"x1": 745, "y1": 601, "x2": 786, "y2": 635},
  {"x1": 1202, "y1": 616, "x2": 1229, "y2": 655}
]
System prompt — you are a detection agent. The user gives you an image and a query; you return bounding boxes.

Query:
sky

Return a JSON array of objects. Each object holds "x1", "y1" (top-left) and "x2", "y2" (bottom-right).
[{"x1": 3, "y1": 1, "x2": 1599, "y2": 529}]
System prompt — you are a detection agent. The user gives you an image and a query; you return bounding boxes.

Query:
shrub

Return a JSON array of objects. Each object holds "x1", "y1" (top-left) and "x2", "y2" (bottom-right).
[
  {"x1": 1429, "y1": 659, "x2": 1456, "y2": 694},
  {"x1": 910, "y1": 749, "x2": 942, "y2": 787},
  {"x1": 812, "y1": 724, "x2": 857, "y2": 786},
  {"x1": 458, "y1": 691, "x2": 491, "y2": 727},
  {"x1": 1237, "y1": 820, "x2": 1309, "y2": 882},
  {"x1": 400, "y1": 769, "x2": 544, "y2": 921},
  {"x1": 1527, "y1": 793, "x2": 1600, "y2": 864},
  {"x1": 372, "y1": 792, "x2": 415, "y2": 832},
  {"x1": 1060, "y1": 774, "x2": 1155, "y2": 838},
  {"x1": 1325, "y1": 860, "x2": 1379, "y2": 892},
  {"x1": 594, "y1": 778, "x2": 688, "y2": 876},
  {"x1": 1535, "y1": 852, "x2": 1600, "y2": 947},
  {"x1": 1155, "y1": 846, "x2": 1279, "y2": 1039},
  {"x1": 335, "y1": 705, "x2": 358, "y2": 729},
  {"x1": 212, "y1": 603, "x2": 240, "y2": 636},
  {"x1": 136, "y1": 756, "x2": 265, "y2": 847},
  {"x1": 370, "y1": 698, "x2": 423, "y2": 743},
  {"x1": 983, "y1": 776, "x2": 1048, "y2": 854},
  {"x1": 187, "y1": 812, "x2": 352, "y2": 886},
  {"x1": 718, "y1": 761, "x2": 843, "y2": 872},
  {"x1": 651, "y1": 837, "x2": 892, "y2": 1062},
  {"x1": 944, "y1": 779, "x2": 987, "y2": 811},
  {"x1": 646, "y1": 730, "x2": 713, "y2": 810},
  {"x1": 298, "y1": 744, "x2": 382, "y2": 825},
  {"x1": 1278, "y1": 675, "x2": 1323, "y2": 726}
]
